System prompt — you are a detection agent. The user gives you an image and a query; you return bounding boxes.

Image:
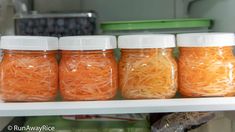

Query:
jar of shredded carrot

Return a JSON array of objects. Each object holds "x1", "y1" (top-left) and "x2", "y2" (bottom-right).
[
  {"x1": 177, "y1": 33, "x2": 235, "y2": 97},
  {"x1": 118, "y1": 35, "x2": 177, "y2": 99},
  {"x1": 0, "y1": 36, "x2": 58, "y2": 102},
  {"x1": 59, "y1": 36, "x2": 118, "y2": 101}
]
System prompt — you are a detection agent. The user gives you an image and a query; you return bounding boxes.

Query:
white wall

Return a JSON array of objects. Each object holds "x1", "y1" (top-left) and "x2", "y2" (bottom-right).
[
  {"x1": 189, "y1": 0, "x2": 235, "y2": 32},
  {"x1": 34, "y1": 0, "x2": 81, "y2": 12},
  {"x1": 80, "y1": 0, "x2": 175, "y2": 21},
  {"x1": 34, "y1": 0, "x2": 175, "y2": 21}
]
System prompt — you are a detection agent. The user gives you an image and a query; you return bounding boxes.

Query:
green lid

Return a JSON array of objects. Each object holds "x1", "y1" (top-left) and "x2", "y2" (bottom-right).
[{"x1": 101, "y1": 18, "x2": 212, "y2": 31}]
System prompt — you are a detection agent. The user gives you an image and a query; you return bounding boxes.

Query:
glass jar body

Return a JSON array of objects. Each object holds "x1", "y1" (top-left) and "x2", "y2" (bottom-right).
[
  {"x1": 179, "y1": 46, "x2": 235, "y2": 97},
  {"x1": 59, "y1": 50, "x2": 118, "y2": 101},
  {"x1": 119, "y1": 48, "x2": 177, "y2": 99},
  {"x1": 0, "y1": 50, "x2": 58, "y2": 102}
]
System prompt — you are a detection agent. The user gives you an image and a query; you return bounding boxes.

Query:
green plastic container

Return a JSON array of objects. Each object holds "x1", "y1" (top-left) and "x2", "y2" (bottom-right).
[{"x1": 101, "y1": 18, "x2": 212, "y2": 35}]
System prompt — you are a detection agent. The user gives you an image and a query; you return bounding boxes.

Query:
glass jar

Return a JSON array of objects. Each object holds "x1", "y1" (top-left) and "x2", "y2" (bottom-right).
[
  {"x1": 118, "y1": 35, "x2": 177, "y2": 99},
  {"x1": 59, "y1": 36, "x2": 118, "y2": 101},
  {"x1": 0, "y1": 36, "x2": 58, "y2": 102},
  {"x1": 177, "y1": 33, "x2": 235, "y2": 97}
]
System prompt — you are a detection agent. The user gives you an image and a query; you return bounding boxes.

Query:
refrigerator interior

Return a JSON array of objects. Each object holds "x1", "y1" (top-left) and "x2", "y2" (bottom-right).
[{"x1": 0, "y1": 0, "x2": 235, "y2": 131}]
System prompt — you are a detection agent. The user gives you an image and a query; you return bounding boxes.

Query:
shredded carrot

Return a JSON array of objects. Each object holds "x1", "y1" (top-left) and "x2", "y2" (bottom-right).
[
  {"x1": 0, "y1": 50, "x2": 58, "y2": 102},
  {"x1": 179, "y1": 46, "x2": 235, "y2": 97},
  {"x1": 119, "y1": 48, "x2": 177, "y2": 99},
  {"x1": 59, "y1": 50, "x2": 118, "y2": 101}
]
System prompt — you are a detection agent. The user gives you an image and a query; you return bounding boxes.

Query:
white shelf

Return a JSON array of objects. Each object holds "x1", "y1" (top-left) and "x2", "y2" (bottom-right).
[{"x1": 1, "y1": 97, "x2": 235, "y2": 117}]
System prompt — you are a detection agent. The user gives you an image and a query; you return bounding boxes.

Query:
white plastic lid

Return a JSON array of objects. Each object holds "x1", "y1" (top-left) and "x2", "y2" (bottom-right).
[
  {"x1": 177, "y1": 33, "x2": 235, "y2": 47},
  {"x1": 59, "y1": 36, "x2": 117, "y2": 50},
  {"x1": 1, "y1": 36, "x2": 58, "y2": 50},
  {"x1": 118, "y1": 34, "x2": 176, "y2": 49}
]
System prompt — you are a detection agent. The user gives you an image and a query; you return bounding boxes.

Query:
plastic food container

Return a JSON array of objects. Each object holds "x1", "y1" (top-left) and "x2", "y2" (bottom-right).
[
  {"x1": 118, "y1": 35, "x2": 178, "y2": 99},
  {"x1": 59, "y1": 36, "x2": 118, "y2": 101},
  {"x1": 101, "y1": 19, "x2": 212, "y2": 35},
  {"x1": 0, "y1": 36, "x2": 58, "y2": 102},
  {"x1": 177, "y1": 33, "x2": 235, "y2": 97},
  {"x1": 15, "y1": 12, "x2": 96, "y2": 37}
]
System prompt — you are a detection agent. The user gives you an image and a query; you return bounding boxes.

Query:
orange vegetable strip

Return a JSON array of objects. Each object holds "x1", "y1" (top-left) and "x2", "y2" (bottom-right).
[
  {"x1": 0, "y1": 50, "x2": 58, "y2": 102},
  {"x1": 179, "y1": 47, "x2": 235, "y2": 97},
  {"x1": 59, "y1": 50, "x2": 117, "y2": 101},
  {"x1": 119, "y1": 48, "x2": 177, "y2": 99}
]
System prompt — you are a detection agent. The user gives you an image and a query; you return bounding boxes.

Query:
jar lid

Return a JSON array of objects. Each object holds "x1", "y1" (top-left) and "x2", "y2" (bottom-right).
[
  {"x1": 59, "y1": 36, "x2": 117, "y2": 50},
  {"x1": 118, "y1": 34, "x2": 175, "y2": 49},
  {"x1": 1, "y1": 36, "x2": 58, "y2": 50},
  {"x1": 177, "y1": 33, "x2": 235, "y2": 47}
]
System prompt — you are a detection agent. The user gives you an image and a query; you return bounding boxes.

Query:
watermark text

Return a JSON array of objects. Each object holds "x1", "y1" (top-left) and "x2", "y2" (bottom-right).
[{"x1": 7, "y1": 125, "x2": 55, "y2": 132}]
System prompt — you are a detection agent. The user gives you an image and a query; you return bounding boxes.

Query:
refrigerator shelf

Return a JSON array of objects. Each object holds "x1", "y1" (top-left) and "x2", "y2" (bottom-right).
[{"x1": 0, "y1": 97, "x2": 235, "y2": 117}]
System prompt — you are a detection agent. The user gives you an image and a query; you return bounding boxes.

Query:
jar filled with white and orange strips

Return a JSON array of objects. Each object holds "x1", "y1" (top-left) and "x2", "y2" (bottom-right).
[
  {"x1": 177, "y1": 33, "x2": 235, "y2": 97},
  {"x1": 59, "y1": 36, "x2": 118, "y2": 101},
  {"x1": 0, "y1": 36, "x2": 58, "y2": 102},
  {"x1": 118, "y1": 35, "x2": 178, "y2": 99}
]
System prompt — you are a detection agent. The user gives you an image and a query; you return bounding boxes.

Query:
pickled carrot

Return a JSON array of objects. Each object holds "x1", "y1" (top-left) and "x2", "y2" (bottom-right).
[
  {"x1": 0, "y1": 50, "x2": 58, "y2": 102},
  {"x1": 59, "y1": 50, "x2": 117, "y2": 101},
  {"x1": 179, "y1": 47, "x2": 235, "y2": 97},
  {"x1": 119, "y1": 49, "x2": 177, "y2": 99}
]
